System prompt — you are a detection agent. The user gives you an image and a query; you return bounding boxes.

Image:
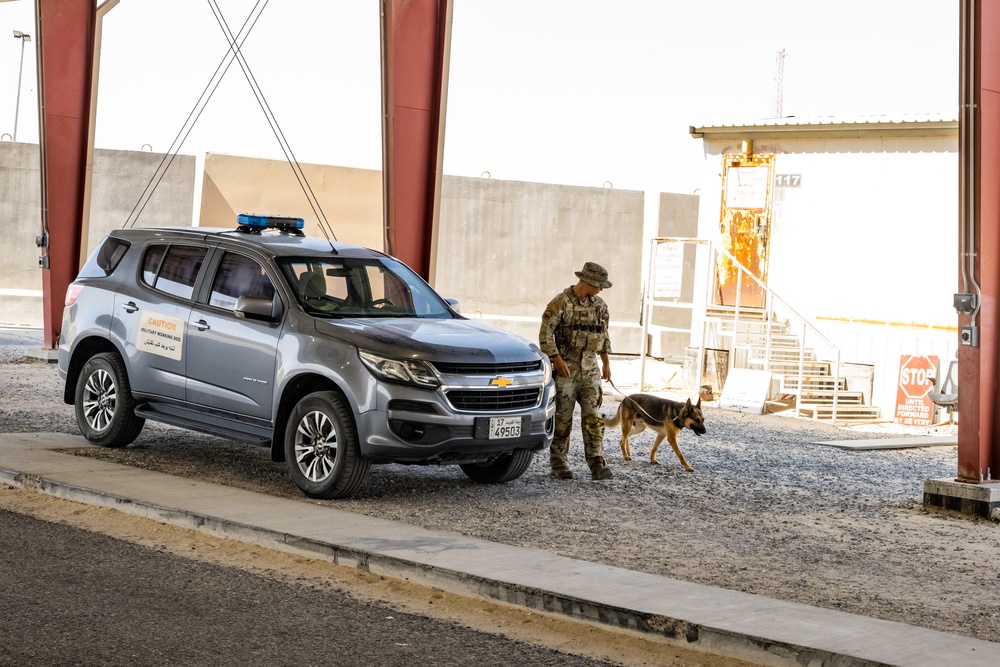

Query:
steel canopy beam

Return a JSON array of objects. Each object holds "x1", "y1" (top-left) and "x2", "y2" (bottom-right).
[
  {"x1": 379, "y1": 0, "x2": 452, "y2": 282},
  {"x1": 957, "y1": 0, "x2": 1000, "y2": 482},
  {"x1": 35, "y1": 0, "x2": 97, "y2": 350}
]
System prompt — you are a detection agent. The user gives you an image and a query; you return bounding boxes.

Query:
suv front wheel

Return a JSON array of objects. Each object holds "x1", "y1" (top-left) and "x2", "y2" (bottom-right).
[
  {"x1": 460, "y1": 449, "x2": 534, "y2": 484},
  {"x1": 284, "y1": 391, "x2": 370, "y2": 499},
  {"x1": 75, "y1": 352, "x2": 145, "y2": 447}
]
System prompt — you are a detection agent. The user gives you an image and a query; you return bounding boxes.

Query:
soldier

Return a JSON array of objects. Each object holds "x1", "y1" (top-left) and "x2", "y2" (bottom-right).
[{"x1": 539, "y1": 261, "x2": 613, "y2": 480}]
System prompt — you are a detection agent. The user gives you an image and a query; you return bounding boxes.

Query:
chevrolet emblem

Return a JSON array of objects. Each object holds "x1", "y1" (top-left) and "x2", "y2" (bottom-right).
[{"x1": 490, "y1": 376, "x2": 513, "y2": 388}]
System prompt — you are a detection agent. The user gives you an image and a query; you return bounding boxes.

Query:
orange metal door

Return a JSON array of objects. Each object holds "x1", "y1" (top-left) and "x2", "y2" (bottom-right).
[{"x1": 716, "y1": 154, "x2": 774, "y2": 308}]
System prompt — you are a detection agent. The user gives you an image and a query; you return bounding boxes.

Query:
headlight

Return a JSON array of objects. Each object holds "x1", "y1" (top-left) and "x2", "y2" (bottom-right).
[
  {"x1": 542, "y1": 355, "x2": 552, "y2": 384},
  {"x1": 359, "y1": 351, "x2": 440, "y2": 388}
]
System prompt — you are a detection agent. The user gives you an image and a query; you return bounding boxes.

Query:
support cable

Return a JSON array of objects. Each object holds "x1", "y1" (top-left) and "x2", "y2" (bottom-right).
[
  {"x1": 206, "y1": 0, "x2": 337, "y2": 246},
  {"x1": 124, "y1": 0, "x2": 268, "y2": 228}
]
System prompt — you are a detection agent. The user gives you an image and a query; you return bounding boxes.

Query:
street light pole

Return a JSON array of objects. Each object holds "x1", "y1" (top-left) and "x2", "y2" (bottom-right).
[{"x1": 12, "y1": 30, "x2": 31, "y2": 142}]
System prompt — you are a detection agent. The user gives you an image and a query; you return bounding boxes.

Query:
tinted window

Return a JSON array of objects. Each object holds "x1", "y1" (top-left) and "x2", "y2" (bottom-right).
[
  {"x1": 142, "y1": 244, "x2": 207, "y2": 301},
  {"x1": 209, "y1": 252, "x2": 276, "y2": 310},
  {"x1": 279, "y1": 256, "x2": 452, "y2": 319},
  {"x1": 141, "y1": 245, "x2": 166, "y2": 287},
  {"x1": 78, "y1": 237, "x2": 131, "y2": 278}
]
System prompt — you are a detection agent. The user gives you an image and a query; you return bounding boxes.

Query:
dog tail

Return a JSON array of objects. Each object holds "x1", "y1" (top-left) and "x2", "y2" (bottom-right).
[{"x1": 603, "y1": 403, "x2": 622, "y2": 429}]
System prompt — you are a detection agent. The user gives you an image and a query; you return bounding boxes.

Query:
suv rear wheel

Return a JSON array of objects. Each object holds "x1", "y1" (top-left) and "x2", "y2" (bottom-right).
[
  {"x1": 75, "y1": 352, "x2": 145, "y2": 447},
  {"x1": 284, "y1": 391, "x2": 370, "y2": 499},
  {"x1": 460, "y1": 449, "x2": 534, "y2": 484}
]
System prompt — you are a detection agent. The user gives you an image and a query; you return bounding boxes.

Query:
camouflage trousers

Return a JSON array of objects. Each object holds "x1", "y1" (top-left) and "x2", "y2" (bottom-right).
[{"x1": 550, "y1": 361, "x2": 606, "y2": 473}]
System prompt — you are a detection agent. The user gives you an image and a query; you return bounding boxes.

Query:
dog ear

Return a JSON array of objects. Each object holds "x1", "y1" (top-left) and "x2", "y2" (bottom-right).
[
  {"x1": 685, "y1": 398, "x2": 692, "y2": 408},
  {"x1": 696, "y1": 396, "x2": 702, "y2": 408}
]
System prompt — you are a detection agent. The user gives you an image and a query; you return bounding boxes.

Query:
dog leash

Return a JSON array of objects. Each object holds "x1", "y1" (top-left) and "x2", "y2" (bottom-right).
[
  {"x1": 604, "y1": 378, "x2": 667, "y2": 426},
  {"x1": 605, "y1": 377, "x2": 629, "y2": 399}
]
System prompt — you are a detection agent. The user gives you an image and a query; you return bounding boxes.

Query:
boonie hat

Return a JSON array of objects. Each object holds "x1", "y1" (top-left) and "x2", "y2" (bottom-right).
[{"x1": 575, "y1": 261, "x2": 612, "y2": 289}]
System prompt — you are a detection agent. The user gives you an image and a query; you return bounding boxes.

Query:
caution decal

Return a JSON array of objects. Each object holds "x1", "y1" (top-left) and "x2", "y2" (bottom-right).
[{"x1": 137, "y1": 311, "x2": 184, "y2": 361}]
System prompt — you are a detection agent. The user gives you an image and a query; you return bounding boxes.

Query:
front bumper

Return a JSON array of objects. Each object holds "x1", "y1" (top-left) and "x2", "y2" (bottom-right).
[{"x1": 357, "y1": 380, "x2": 556, "y2": 464}]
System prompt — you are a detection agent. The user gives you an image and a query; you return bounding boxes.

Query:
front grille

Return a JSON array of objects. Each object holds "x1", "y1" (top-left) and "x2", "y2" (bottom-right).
[
  {"x1": 446, "y1": 388, "x2": 541, "y2": 411},
  {"x1": 432, "y1": 360, "x2": 541, "y2": 375}
]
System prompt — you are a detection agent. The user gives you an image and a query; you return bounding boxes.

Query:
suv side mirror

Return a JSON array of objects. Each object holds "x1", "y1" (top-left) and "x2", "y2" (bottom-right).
[
  {"x1": 444, "y1": 297, "x2": 460, "y2": 313},
  {"x1": 235, "y1": 295, "x2": 281, "y2": 322}
]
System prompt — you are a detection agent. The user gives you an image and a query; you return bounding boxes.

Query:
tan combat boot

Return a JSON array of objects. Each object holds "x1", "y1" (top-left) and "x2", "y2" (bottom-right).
[{"x1": 590, "y1": 458, "x2": 613, "y2": 480}]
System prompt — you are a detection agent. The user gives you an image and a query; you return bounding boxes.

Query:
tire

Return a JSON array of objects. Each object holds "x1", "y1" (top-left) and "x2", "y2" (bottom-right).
[
  {"x1": 460, "y1": 449, "x2": 534, "y2": 484},
  {"x1": 74, "y1": 352, "x2": 145, "y2": 447},
  {"x1": 284, "y1": 391, "x2": 370, "y2": 499}
]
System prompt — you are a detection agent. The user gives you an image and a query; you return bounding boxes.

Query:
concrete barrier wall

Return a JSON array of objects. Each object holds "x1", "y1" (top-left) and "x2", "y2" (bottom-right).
[
  {"x1": 87, "y1": 147, "x2": 196, "y2": 239},
  {"x1": 436, "y1": 176, "x2": 647, "y2": 353},
  {"x1": 200, "y1": 153, "x2": 384, "y2": 250},
  {"x1": 2, "y1": 145, "x2": 690, "y2": 357},
  {"x1": 1, "y1": 142, "x2": 194, "y2": 327},
  {"x1": 1, "y1": 142, "x2": 42, "y2": 326}
]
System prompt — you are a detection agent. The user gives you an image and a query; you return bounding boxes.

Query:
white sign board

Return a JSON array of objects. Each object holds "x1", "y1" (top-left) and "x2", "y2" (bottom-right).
[
  {"x1": 724, "y1": 165, "x2": 770, "y2": 209},
  {"x1": 653, "y1": 242, "x2": 683, "y2": 299},
  {"x1": 718, "y1": 368, "x2": 772, "y2": 414}
]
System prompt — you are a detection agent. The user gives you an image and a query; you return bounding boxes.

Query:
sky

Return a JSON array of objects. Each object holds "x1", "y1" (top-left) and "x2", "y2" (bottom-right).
[{"x1": 0, "y1": 0, "x2": 959, "y2": 196}]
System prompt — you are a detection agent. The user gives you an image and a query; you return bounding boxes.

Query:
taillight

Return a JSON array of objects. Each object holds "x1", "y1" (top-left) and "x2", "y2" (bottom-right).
[{"x1": 65, "y1": 284, "x2": 84, "y2": 306}]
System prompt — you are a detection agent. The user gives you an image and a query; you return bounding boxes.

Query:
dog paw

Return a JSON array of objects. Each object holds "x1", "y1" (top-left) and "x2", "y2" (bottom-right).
[
  {"x1": 649, "y1": 459, "x2": 660, "y2": 465},
  {"x1": 683, "y1": 466, "x2": 695, "y2": 472}
]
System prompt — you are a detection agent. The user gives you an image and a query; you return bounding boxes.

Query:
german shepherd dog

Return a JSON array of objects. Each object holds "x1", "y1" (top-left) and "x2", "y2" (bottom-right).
[{"x1": 603, "y1": 394, "x2": 707, "y2": 470}]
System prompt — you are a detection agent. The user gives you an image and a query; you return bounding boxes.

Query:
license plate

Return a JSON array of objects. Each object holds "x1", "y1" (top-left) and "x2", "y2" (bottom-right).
[{"x1": 488, "y1": 416, "x2": 521, "y2": 440}]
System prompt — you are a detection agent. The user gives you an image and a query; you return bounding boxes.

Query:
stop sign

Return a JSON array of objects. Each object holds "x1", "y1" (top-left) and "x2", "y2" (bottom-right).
[{"x1": 898, "y1": 355, "x2": 939, "y2": 400}]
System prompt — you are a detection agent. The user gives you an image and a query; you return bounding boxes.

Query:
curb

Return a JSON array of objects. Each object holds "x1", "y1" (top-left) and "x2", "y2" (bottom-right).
[{"x1": 2, "y1": 434, "x2": 999, "y2": 667}]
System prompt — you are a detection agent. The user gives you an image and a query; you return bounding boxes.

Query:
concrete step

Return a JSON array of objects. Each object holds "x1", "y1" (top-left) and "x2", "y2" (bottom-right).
[
  {"x1": 706, "y1": 306, "x2": 769, "y2": 321},
  {"x1": 797, "y1": 403, "x2": 882, "y2": 420},
  {"x1": 706, "y1": 303, "x2": 885, "y2": 424},
  {"x1": 756, "y1": 347, "x2": 818, "y2": 361},
  {"x1": 749, "y1": 359, "x2": 828, "y2": 375},
  {"x1": 780, "y1": 376, "x2": 847, "y2": 392},
  {"x1": 794, "y1": 390, "x2": 865, "y2": 404},
  {"x1": 730, "y1": 332, "x2": 801, "y2": 347},
  {"x1": 718, "y1": 320, "x2": 791, "y2": 336}
]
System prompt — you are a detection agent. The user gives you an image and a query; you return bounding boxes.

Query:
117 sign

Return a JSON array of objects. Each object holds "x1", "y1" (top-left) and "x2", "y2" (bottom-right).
[{"x1": 775, "y1": 174, "x2": 801, "y2": 187}]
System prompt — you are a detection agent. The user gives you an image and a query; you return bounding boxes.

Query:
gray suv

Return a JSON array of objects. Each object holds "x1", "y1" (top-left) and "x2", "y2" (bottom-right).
[{"x1": 58, "y1": 215, "x2": 555, "y2": 498}]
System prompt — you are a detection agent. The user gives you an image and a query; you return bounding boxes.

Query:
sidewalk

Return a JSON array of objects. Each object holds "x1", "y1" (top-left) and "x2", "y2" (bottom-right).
[{"x1": 1, "y1": 431, "x2": 997, "y2": 667}]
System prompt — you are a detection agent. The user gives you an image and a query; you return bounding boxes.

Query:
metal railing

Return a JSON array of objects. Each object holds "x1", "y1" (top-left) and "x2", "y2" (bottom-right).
[{"x1": 639, "y1": 237, "x2": 843, "y2": 420}]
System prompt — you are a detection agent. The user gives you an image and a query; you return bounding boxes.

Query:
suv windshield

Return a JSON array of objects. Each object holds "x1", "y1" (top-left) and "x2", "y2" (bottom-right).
[{"x1": 279, "y1": 256, "x2": 454, "y2": 319}]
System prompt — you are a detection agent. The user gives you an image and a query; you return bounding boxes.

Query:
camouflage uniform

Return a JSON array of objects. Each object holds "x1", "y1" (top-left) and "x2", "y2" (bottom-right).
[{"x1": 539, "y1": 285, "x2": 612, "y2": 477}]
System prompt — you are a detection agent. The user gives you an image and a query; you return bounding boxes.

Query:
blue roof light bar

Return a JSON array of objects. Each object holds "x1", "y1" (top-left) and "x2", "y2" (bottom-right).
[{"x1": 236, "y1": 214, "x2": 305, "y2": 233}]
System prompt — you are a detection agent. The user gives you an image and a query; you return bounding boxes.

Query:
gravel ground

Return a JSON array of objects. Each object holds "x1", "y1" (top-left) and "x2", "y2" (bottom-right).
[{"x1": 3, "y1": 329, "x2": 998, "y2": 645}]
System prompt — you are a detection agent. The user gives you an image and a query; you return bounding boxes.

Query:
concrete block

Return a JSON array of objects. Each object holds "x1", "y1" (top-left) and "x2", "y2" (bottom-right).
[{"x1": 923, "y1": 477, "x2": 1000, "y2": 518}]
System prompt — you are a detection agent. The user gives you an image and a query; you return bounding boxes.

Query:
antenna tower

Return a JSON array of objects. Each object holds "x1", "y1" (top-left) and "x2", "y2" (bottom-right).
[{"x1": 771, "y1": 48, "x2": 786, "y2": 118}]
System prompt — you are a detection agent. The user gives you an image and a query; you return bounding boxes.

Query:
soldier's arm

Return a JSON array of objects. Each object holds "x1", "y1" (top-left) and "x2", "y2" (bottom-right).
[
  {"x1": 599, "y1": 302, "x2": 611, "y2": 380},
  {"x1": 538, "y1": 299, "x2": 562, "y2": 358},
  {"x1": 539, "y1": 298, "x2": 570, "y2": 378},
  {"x1": 599, "y1": 302, "x2": 612, "y2": 355}
]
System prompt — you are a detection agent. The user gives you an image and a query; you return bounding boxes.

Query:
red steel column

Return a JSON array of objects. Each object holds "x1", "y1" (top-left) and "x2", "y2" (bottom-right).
[
  {"x1": 380, "y1": 0, "x2": 452, "y2": 282},
  {"x1": 36, "y1": 0, "x2": 97, "y2": 349},
  {"x1": 958, "y1": 0, "x2": 1000, "y2": 482}
]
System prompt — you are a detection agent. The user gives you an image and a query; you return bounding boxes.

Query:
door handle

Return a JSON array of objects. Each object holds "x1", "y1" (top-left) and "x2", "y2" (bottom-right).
[
  {"x1": 120, "y1": 301, "x2": 138, "y2": 314},
  {"x1": 195, "y1": 319, "x2": 211, "y2": 331}
]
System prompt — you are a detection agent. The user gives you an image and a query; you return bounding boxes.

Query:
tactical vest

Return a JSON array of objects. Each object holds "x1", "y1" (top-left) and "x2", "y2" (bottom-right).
[{"x1": 555, "y1": 294, "x2": 608, "y2": 361}]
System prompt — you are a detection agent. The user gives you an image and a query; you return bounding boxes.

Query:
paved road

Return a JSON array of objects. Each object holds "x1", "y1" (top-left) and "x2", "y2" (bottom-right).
[{"x1": 0, "y1": 507, "x2": 615, "y2": 667}]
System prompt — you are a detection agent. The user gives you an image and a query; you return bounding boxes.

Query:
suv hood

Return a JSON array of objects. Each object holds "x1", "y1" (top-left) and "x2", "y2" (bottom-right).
[{"x1": 314, "y1": 317, "x2": 543, "y2": 363}]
